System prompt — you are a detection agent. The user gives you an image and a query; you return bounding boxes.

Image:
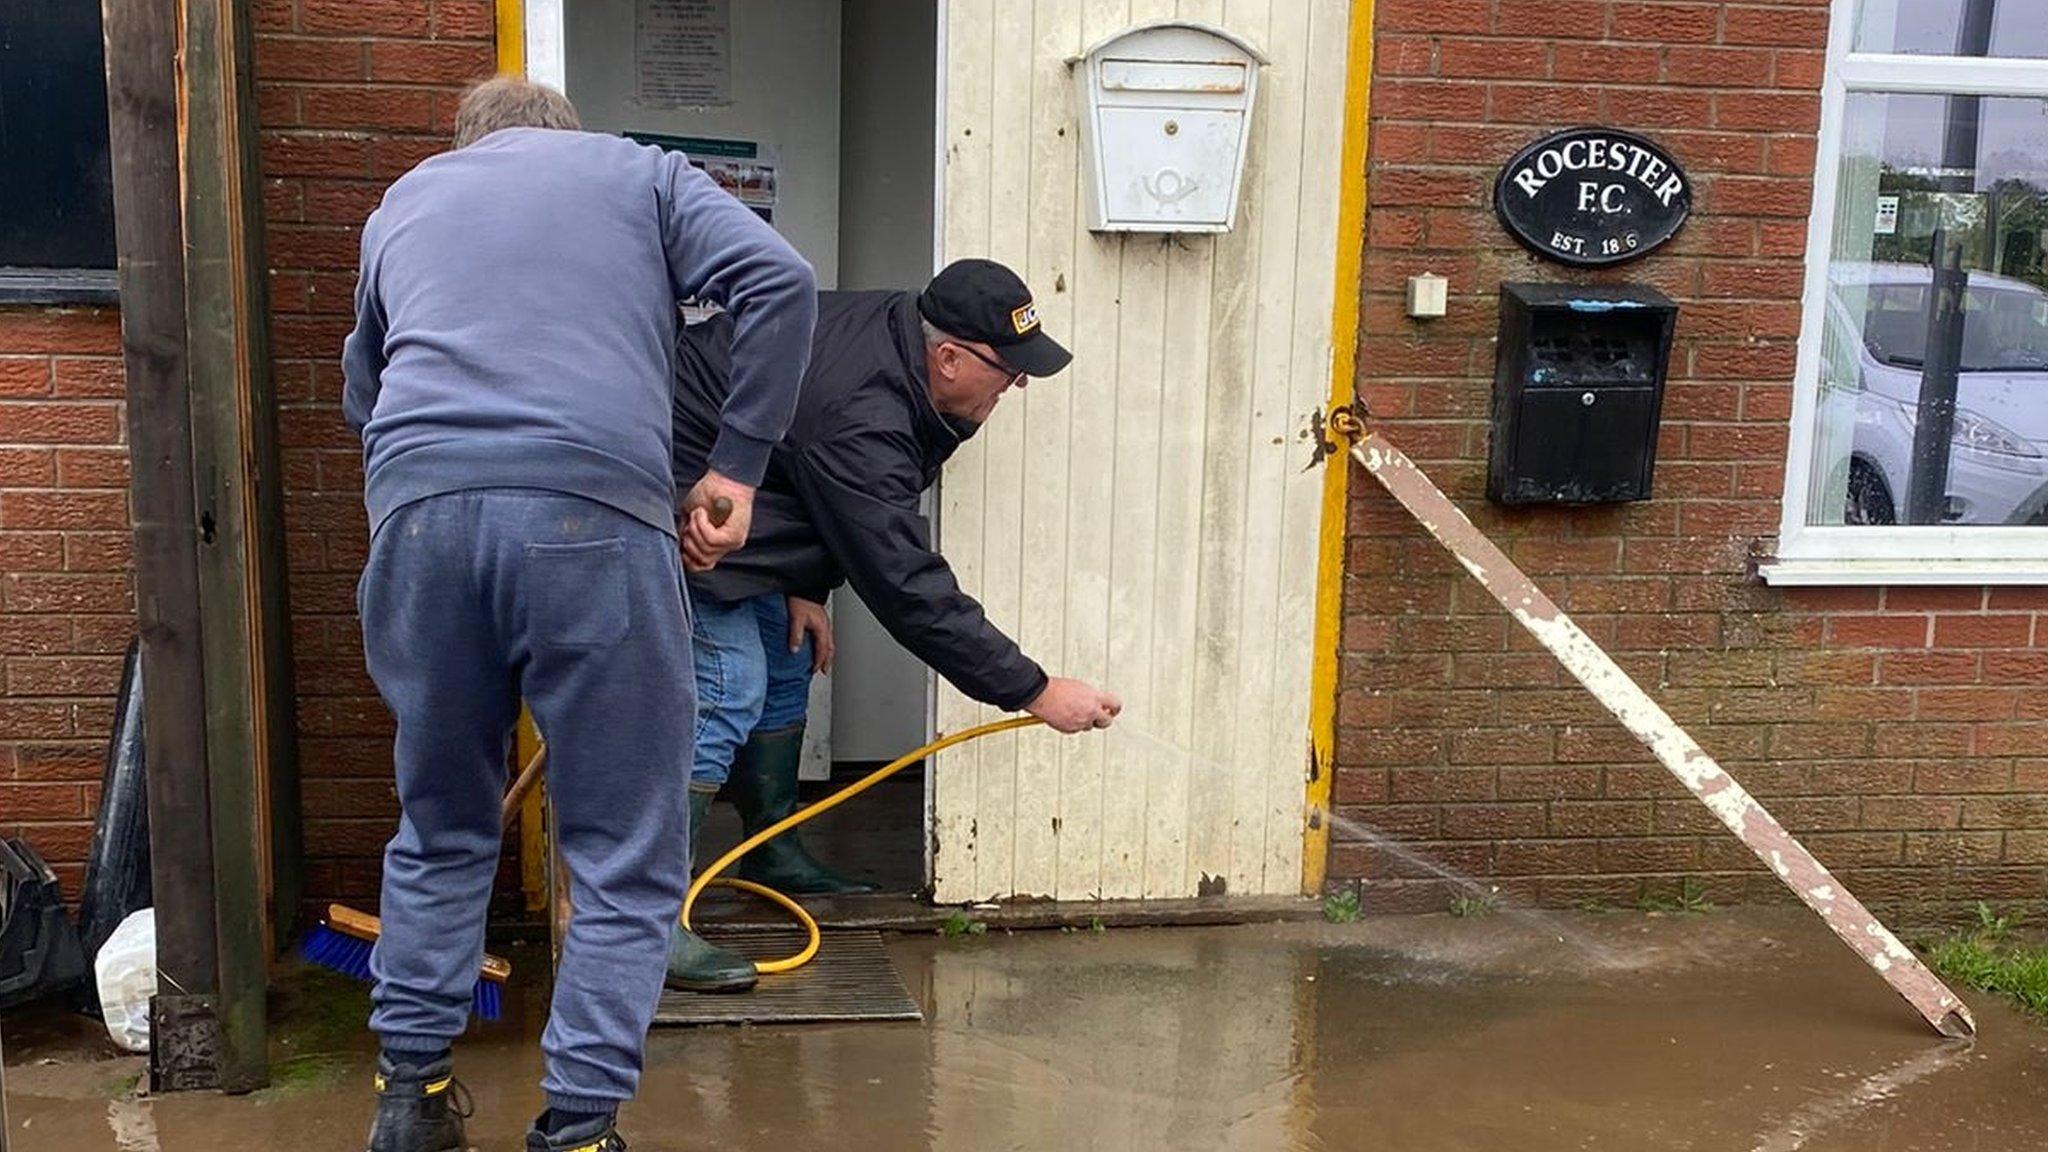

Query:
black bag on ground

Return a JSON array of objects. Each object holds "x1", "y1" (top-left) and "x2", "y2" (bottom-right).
[
  {"x1": 0, "y1": 836, "x2": 88, "y2": 1010},
  {"x1": 74, "y1": 637, "x2": 151, "y2": 1002}
]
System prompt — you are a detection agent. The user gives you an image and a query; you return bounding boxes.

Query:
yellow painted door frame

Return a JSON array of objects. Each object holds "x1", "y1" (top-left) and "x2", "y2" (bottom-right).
[
  {"x1": 497, "y1": 0, "x2": 524, "y2": 76},
  {"x1": 1300, "y1": 0, "x2": 1374, "y2": 895},
  {"x1": 494, "y1": 0, "x2": 549, "y2": 913}
]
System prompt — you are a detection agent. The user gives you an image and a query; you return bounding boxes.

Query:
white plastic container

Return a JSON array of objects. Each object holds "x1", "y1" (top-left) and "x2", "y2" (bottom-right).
[{"x1": 94, "y1": 907, "x2": 155, "y2": 1053}]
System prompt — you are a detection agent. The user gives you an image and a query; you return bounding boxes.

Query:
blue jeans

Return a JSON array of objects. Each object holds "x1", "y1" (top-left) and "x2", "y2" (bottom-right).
[
  {"x1": 358, "y1": 490, "x2": 693, "y2": 1113},
  {"x1": 690, "y1": 592, "x2": 814, "y2": 790}
]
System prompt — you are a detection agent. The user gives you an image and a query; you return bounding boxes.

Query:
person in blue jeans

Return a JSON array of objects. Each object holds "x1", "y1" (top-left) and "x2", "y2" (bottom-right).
[
  {"x1": 666, "y1": 261, "x2": 1123, "y2": 992},
  {"x1": 685, "y1": 592, "x2": 835, "y2": 905},
  {"x1": 344, "y1": 78, "x2": 814, "y2": 1152}
]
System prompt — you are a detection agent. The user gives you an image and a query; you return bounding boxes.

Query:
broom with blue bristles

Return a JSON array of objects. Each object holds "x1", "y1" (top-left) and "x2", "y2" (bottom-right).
[{"x1": 299, "y1": 742, "x2": 547, "y2": 1022}]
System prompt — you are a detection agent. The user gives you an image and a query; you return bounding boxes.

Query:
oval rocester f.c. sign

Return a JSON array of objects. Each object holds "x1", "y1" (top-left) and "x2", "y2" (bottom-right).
[{"x1": 1494, "y1": 127, "x2": 1693, "y2": 268}]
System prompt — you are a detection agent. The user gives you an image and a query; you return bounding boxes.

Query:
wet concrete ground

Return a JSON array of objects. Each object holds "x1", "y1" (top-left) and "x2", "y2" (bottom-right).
[{"x1": 7, "y1": 907, "x2": 2047, "y2": 1151}]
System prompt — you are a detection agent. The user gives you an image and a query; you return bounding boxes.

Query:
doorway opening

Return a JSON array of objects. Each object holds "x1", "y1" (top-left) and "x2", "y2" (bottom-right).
[{"x1": 560, "y1": 0, "x2": 940, "y2": 897}]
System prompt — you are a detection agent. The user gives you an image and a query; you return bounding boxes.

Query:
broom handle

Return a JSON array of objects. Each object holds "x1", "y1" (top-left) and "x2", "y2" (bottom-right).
[{"x1": 501, "y1": 744, "x2": 545, "y2": 829}]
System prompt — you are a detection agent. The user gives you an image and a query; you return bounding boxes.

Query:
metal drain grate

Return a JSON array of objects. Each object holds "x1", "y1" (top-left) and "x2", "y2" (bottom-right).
[{"x1": 651, "y1": 930, "x2": 922, "y2": 1027}]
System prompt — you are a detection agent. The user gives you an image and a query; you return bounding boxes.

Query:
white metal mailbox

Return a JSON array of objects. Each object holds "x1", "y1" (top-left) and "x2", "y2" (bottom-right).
[{"x1": 1073, "y1": 21, "x2": 1265, "y2": 234}]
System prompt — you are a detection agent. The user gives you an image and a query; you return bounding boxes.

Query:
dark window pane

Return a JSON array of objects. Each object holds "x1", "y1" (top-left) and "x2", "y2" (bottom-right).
[
  {"x1": 1854, "y1": 0, "x2": 2048, "y2": 59},
  {"x1": 0, "y1": 0, "x2": 117, "y2": 271},
  {"x1": 1811, "y1": 92, "x2": 2048, "y2": 528}
]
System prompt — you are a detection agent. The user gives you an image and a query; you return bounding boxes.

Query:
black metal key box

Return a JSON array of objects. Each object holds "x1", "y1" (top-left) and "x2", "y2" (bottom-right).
[{"x1": 1487, "y1": 283, "x2": 1678, "y2": 505}]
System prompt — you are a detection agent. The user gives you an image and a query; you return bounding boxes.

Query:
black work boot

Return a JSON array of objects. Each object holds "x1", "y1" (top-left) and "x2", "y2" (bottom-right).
[
  {"x1": 364, "y1": 1054, "x2": 471, "y2": 1152},
  {"x1": 524, "y1": 1109, "x2": 627, "y2": 1151},
  {"x1": 729, "y1": 725, "x2": 877, "y2": 895},
  {"x1": 665, "y1": 788, "x2": 758, "y2": 993}
]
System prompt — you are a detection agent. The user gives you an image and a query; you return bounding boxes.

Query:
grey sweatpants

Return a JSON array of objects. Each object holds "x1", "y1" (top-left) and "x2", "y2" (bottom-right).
[{"x1": 358, "y1": 489, "x2": 693, "y2": 1112}]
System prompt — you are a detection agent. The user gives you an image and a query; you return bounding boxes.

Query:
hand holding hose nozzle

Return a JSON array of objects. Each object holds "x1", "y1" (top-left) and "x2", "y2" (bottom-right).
[{"x1": 1026, "y1": 677, "x2": 1123, "y2": 733}]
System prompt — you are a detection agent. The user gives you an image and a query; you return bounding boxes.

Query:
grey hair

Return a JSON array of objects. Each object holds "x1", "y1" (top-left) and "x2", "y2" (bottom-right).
[
  {"x1": 453, "y1": 77, "x2": 580, "y2": 149},
  {"x1": 920, "y1": 318, "x2": 961, "y2": 350}
]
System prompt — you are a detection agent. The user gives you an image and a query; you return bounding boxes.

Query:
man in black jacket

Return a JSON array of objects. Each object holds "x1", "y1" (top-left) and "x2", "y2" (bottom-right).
[{"x1": 665, "y1": 259, "x2": 1122, "y2": 991}]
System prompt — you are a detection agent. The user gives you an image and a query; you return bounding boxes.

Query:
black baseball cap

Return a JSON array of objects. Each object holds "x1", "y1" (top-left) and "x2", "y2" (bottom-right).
[{"x1": 917, "y1": 259, "x2": 1072, "y2": 378}]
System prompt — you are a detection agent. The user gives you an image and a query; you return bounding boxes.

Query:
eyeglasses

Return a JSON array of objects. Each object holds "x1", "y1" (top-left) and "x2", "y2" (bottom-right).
[{"x1": 950, "y1": 342, "x2": 1024, "y2": 388}]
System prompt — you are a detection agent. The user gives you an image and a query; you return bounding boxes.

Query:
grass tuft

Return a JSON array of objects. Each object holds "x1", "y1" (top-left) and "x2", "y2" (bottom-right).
[{"x1": 1925, "y1": 903, "x2": 2048, "y2": 1019}]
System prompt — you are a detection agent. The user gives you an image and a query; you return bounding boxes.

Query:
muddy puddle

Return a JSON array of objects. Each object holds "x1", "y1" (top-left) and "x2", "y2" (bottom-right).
[{"x1": 7, "y1": 908, "x2": 2047, "y2": 1151}]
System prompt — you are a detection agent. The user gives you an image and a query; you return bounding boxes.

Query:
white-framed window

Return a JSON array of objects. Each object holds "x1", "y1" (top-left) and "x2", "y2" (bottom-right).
[{"x1": 1769, "y1": 0, "x2": 2048, "y2": 585}]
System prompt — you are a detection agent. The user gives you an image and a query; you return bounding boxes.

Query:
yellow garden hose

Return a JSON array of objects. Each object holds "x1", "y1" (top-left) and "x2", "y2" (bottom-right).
[{"x1": 682, "y1": 715, "x2": 1045, "y2": 974}]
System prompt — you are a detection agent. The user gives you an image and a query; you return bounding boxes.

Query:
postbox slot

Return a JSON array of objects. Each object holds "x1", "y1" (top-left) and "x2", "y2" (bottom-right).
[
  {"x1": 1526, "y1": 320, "x2": 1665, "y2": 388},
  {"x1": 1099, "y1": 58, "x2": 1248, "y2": 95}
]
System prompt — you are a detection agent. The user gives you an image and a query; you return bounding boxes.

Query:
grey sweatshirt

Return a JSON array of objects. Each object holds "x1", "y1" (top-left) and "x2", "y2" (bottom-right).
[{"x1": 342, "y1": 127, "x2": 815, "y2": 537}]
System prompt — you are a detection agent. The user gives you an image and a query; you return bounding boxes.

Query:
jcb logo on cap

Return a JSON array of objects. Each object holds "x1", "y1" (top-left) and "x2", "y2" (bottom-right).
[{"x1": 1011, "y1": 302, "x2": 1039, "y2": 336}]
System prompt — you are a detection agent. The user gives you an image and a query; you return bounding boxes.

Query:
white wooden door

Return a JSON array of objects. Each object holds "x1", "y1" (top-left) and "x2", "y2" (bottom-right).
[{"x1": 932, "y1": 0, "x2": 1353, "y2": 902}]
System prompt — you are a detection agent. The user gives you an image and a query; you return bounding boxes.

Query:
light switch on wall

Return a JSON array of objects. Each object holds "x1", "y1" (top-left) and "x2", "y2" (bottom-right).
[{"x1": 1406, "y1": 272, "x2": 1448, "y2": 319}]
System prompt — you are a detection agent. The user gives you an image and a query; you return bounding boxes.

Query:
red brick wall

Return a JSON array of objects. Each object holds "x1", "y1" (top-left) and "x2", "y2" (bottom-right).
[
  {"x1": 1333, "y1": 0, "x2": 2048, "y2": 924},
  {"x1": 0, "y1": 307, "x2": 133, "y2": 893},
  {"x1": 253, "y1": 0, "x2": 499, "y2": 909}
]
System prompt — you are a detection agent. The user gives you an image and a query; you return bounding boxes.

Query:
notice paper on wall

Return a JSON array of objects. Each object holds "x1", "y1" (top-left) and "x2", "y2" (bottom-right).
[
  {"x1": 636, "y1": 0, "x2": 731, "y2": 109},
  {"x1": 627, "y1": 132, "x2": 780, "y2": 322},
  {"x1": 626, "y1": 132, "x2": 777, "y2": 225}
]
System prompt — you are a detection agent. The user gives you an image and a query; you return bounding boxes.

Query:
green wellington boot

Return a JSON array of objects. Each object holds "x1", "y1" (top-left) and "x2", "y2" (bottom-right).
[
  {"x1": 728, "y1": 726, "x2": 877, "y2": 895},
  {"x1": 665, "y1": 789, "x2": 758, "y2": 994}
]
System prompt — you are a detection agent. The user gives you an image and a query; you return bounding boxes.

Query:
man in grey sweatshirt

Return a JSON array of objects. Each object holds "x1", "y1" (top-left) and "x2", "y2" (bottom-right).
[{"x1": 341, "y1": 78, "x2": 815, "y2": 1152}]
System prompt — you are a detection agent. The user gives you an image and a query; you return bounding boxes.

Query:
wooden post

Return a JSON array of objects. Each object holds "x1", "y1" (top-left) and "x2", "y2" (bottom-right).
[
  {"x1": 196, "y1": 0, "x2": 305, "y2": 963},
  {"x1": 180, "y1": 0, "x2": 293, "y2": 1094},
  {"x1": 102, "y1": 0, "x2": 228, "y2": 1092},
  {"x1": 103, "y1": 0, "x2": 296, "y2": 1091}
]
